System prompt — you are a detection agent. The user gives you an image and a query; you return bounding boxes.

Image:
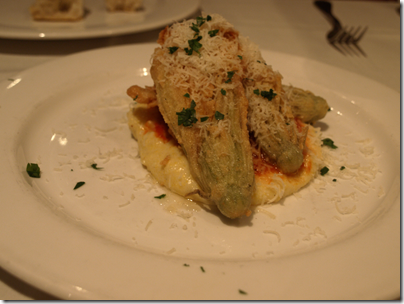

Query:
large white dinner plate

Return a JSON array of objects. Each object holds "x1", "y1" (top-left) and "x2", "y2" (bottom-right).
[
  {"x1": 0, "y1": 0, "x2": 200, "y2": 40},
  {"x1": 0, "y1": 43, "x2": 400, "y2": 300}
]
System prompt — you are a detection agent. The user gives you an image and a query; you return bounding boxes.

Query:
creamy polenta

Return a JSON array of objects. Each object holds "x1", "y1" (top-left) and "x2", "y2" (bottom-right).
[{"x1": 127, "y1": 103, "x2": 323, "y2": 206}]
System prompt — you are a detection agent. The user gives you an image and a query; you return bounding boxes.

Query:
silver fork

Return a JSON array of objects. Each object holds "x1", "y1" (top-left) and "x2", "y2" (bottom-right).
[{"x1": 314, "y1": 0, "x2": 367, "y2": 57}]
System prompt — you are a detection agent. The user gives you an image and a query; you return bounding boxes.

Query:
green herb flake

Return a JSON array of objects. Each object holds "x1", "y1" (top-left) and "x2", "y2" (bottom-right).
[
  {"x1": 340, "y1": 166, "x2": 346, "y2": 170},
  {"x1": 184, "y1": 48, "x2": 193, "y2": 55},
  {"x1": 133, "y1": 95, "x2": 138, "y2": 101},
  {"x1": 91, "y1": 163, "x2": 103, "y2": 170},
  {"x1": 322, "y1": 138, "x2": 338, "y2": 149},
  {"x1": 200, "y1": 116, "x2": 209, "y2": 122},
  {"x1": 253, "y1": 89, "x2": 260, "y2": 95},
  {"x1": 239, "y1": 289, "x2": 247, "y2": 295},
  {"x1": 183, "y1": 93, "x2": 190, "y2": 98},
  {"x1": 154, "y1": 194, "x2": 166, "y2": 199},
  {"x1": 333, "y1": 179, "x2": 337, "y2": 182},
  {"x1": 320, "y1": 166, "x2": 329, "y2": 176},
  {"x1": 215, "y1": 111, "x2": 225, "y2": 120},
  {"x1": 261, "y1": 89, "x2": 277, "y2": 101},
  {"x1": 190, "y1": 23, "x2": 200, "y2": 34},
  {"x1": 168, "y1": 46, "x2": 179, "y2": 54},
  {"x1": 26, "y1": 163, "x2": 41, "y2": 178},
  {"x1": 225, "y1": 71, "x2": 236, "y2": 83},
  {"x1": 177, "y1": 100, "x2": 198, "y2": 127},
  {"x1": 221, "y1": 88, "x2": 226, "y2": 96},
  {"x1": 206, "y1": 15, "x2": 212, "y2": 21},
  {"x1": 186, "y1": 36, "x2": 203, "y2": 56},
  {"x1": 208, "y1": 29, "x2": 219, "y2": 37},
  {"x1": 74, "y1": 181, "x2": 85, "y2": 190},
  {"x1": 238, "y1": 55, "x2": 243, "y2": 60},
  {"x1": 196, "y1": 16, "x2": 206, "y2": 26},
  {"x1": 328, "y1": 107, "x2": 332, "y2": 112},
  {"x1": 183, "y1": 263, "x2": 190, "y2": 267},
  {"x1": 200, "y1": 266, "x2": 205, "y2": 273}
]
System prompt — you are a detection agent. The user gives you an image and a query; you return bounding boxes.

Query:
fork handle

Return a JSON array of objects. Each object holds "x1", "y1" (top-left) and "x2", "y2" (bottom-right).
[{"x1": 314, "y1": 1, "x2": 342, "y2": 28}]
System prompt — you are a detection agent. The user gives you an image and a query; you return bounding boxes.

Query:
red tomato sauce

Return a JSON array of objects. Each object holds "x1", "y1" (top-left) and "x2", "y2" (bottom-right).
[{"x1": 144, "y1": 118, "x2": 171, "y2": 143}]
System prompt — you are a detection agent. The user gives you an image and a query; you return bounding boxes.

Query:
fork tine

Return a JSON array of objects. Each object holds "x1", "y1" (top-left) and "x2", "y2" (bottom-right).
[
  {"x1": 342, "y1": 26, "x2": 354, "y2": 43},
  {"x1": 349, "y1": 26, "x2": 367, "y2": 57},
  {"x1": 353, "y1": 26, "x2": 368, "y2": 43},
  {"x1": 342, "y1": 26, "x2": 362, "y2": 56},
  {"x1": 337, "y1": 28, "x2": 349, "y2": 43},
  {"x1": 330, "y1": 41, "x2": 347, "y2": 56},
  {"x1": 351, "y1": 41, "x2": 367, "y2": 57},
  {"x1": 348, "y1": 26, "x2": 362, "y2": 42},
  {"x1": 328, "y1": 29, "x2": 350, "y2": 56},
  {"x1": 335, "y1": 27, "x2": 358, "y2": 56}
]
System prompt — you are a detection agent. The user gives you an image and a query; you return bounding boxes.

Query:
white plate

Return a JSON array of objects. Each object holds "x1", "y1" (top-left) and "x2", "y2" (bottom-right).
[
  {"x1": 0, "y1": 0, "x2": 200, "y2": 40},
  {"x1": 0, "y1": 44, "x2": 399, "y2": 300}
]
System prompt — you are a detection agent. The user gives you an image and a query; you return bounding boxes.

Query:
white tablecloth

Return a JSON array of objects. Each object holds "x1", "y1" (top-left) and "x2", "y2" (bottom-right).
[{"x1": 0, "y1": 0, "x2": 400, "y2": 300}]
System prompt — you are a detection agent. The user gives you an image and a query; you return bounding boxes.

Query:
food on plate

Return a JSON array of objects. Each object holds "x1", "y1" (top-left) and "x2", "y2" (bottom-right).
[
  {"x1": 283, "y1": 85, "x2": 329, "y2": 124},
  {"x1": 126, "y1": 14, "x2": 328, "y2": 218},
  {"x1": 241, "y1": 42, "x2": 306, "y2": 175},
  {"x1": 30, "y1": 0, "x2": 143, "y2": 22},
  {"x1": 105, "y1": 0, "x2": 143, "y2": 12},
  {"x1": 30, "y1": 0, "x2": 84, "y2": 21},
  {"x1": 26, "y1": 163, "x2": 41, "y2": 178}
]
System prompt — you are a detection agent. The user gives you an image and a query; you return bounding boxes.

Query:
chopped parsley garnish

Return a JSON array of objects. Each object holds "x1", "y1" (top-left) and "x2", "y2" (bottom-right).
[
  {"x1": 133, "y1": 95, "x2": 138, "y2": 101},
  {"x1": 183, "y1": 93, "x2": 190, "y2": 98},
  {"x1": 257, "y1": 60, "x2": 261, "y2": 63},
  {"x1": 320, "y1": 166, "x2": 329, "y2": 176},
  {"x1": 253, "y1": 89, "x2": 260, "y2": 95},
  {"x1": 239, "y1": 289, "x2": 247, "y2": 295},
  {"x1": 221, "y1": 88, "x2": 226, "y2": 95},
  {"x1": 185, "y1": 36, "x2": 203, "y2": 56},
  {"x1": 200, "y1": 117, "x2": 209, "y2": 122},
  {"x1": 322, "y1": 138, "x2": 338, "y2": 149},
  {"x1": 261, "y1": 89, "x2": 277, "y2": 101},
  {"x1": 215, "y1": 111, "x2": 225, "y2": 120},
  {"x1": 91, "y1": 163, "x2": 103, "y2": 170},
  {"x1": 168, "y1": 46, "x2": 179, "y2": 54},
  {"x1": 333, "y1": 179, "x2": 337, "y2": 182},
  {"x1": 190, "y1": 23, "x2": 200, "y2": 35},
  {"x1": 154, "y1": 194, "x2": 166, "y2": 199},
  {"x1": 184, "y1": 48, "x2": 193, "y2": 55},
  {"x1": 177, "y1": 100, "x2": 198, "y2": 127},
  {"x1": 26, "y1": 163, "x2": 41, "y2": 178},
  {"x1": 196, "y1": 16, "x2": 206, "y2": 26},
  {"x1": 238, "y1": 55, "x2": 243, "y2": 60},
  {"x1": 208, "y1": 29, "x2": 219, "y2": 37},
  {"x1": 328, "y1": 107, "x2": 332, "y2": 111},
  {"x1": 196, "y1": 15, "x2": 211, "y2": 26},
  {"x1": 183, "y1": 263, "x2": 190, "y2": 267},
  {"x1": 200, "y1": 266, "x2": 205, "y2": 273},
  {"x1": 225, "y1": 71, "x2": 236, "y2": 83},
  {"x1": 340, "y1": 166, "x2": 346, "y2": 170},
  {"x1": 74, "y1": 181, "x2": 85, "y2": 190}
]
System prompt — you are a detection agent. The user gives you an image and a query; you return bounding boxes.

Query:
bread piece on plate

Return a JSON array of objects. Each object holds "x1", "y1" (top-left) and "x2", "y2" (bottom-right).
[
  {"x1": 105, "y1": 0, "x2": 143, "y2": 12},
  {"x1": 30, "y1": 0, "x2": 84, "y2": 21}
]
